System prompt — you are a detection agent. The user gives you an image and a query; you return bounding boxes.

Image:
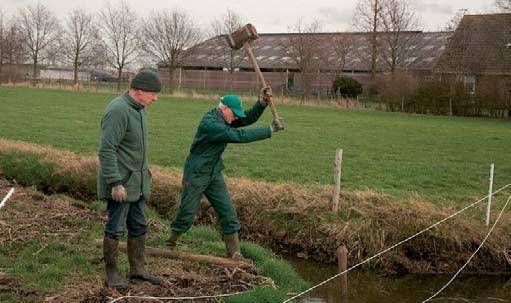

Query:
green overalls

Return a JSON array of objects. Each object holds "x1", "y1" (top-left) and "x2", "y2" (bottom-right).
[{"x1": 170, "y1": 101, "x2": 271, "y2": 235}]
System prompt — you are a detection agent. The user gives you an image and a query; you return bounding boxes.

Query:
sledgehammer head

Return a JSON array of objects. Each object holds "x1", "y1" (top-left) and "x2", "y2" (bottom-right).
[{"x1": 225, "y1": 23, "x2": 259, "y2": 50}]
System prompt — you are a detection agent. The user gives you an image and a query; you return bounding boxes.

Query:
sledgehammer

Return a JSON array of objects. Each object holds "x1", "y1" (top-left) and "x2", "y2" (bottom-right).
[{"x1": 226, "y1": 24, "x2": 283, "y2": 130}]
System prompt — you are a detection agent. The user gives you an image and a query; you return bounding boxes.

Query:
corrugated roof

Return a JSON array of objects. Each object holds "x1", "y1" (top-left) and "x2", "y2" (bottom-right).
[
  {"x1": 434, "y1": 13, "x2": 511, "y2": 75},
  {"x1": 182, "y1": 31, "x2": 451, "y2": 72}
]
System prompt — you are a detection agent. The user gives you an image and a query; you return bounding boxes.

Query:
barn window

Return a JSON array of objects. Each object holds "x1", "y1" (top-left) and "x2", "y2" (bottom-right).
[
  {"x1": 464, "y1": 75, "x2": 476, "y2": 94},
  {"x1": 457, "y1": 75, "x2": 475, "y2": 94}
]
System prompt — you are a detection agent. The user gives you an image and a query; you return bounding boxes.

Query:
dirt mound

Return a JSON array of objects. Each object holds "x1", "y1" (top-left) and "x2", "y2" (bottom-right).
[
  {"x1": 52, "y1": 262, "x2": 270, "y2": 303},
  {"x1": 0, "y1": 181, "x2": 104, "y2": 246},
  {"x1": 0, "y1": 181, "x2": 272, "y2": 302}
]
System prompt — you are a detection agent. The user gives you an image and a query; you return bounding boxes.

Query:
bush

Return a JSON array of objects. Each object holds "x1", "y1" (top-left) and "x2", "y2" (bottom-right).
[
  {"x1": 332, "y1": 76, "x2": 363, "y2": 98},
  {"x1": 374, "y1": 72, "x2": 419, "y2": 112}
]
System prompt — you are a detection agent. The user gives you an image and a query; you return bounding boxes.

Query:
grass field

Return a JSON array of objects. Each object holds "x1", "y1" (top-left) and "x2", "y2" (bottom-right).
[{"x1": 2, "y1": 86, "x2": 510, "y2": 203}]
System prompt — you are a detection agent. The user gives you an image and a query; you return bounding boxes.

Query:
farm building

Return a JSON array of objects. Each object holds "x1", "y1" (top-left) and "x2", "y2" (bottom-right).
[
  {"x1": 433, "y1": 13, "x2": 511, "y2": 96},
  {"x1": 40, "y1": 67, "x2": 116, "y2": 82},
  {"x1": 159, "y1": 31, "x2": 451, "y2": 94}
]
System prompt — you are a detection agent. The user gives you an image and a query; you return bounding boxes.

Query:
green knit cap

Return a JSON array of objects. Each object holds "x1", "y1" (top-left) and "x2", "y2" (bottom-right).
[{"x1": 130, "y1": 70, "x2": 162, "y2": 92}]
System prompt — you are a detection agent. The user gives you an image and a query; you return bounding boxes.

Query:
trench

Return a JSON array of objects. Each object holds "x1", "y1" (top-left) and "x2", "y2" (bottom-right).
[{"x1": 283, "y1": 255, "x2": 511, "y2": 302}]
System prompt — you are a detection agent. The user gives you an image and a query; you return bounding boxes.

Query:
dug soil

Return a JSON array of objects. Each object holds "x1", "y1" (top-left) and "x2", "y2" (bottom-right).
[{"x1": 0, "y1": 179, "x2": 273, "y2": 302}]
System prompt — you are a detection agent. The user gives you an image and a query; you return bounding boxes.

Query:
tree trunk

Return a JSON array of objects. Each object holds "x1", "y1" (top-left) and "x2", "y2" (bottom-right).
[
  {"x1": 168, "y1": 67, "x2": 174, "y2": 94},
  {"x1": 117, "y1": 68, "x2": 122, "y2": 92},
  {"x1": 32, "y1": 59, "x2": 37, "y2": 87},
  {"x1": 229, "y1": 70, "x2": 234, "y2": 91},
  {"x1": 370, "y1": 0, "x2": 379, "y2": 80},
  {"x1": 73, "y1": 59, "x2": 78, "y2": 86},
  {"x1": 0, "y1": 43, "x2": 3, "y2": 83}
]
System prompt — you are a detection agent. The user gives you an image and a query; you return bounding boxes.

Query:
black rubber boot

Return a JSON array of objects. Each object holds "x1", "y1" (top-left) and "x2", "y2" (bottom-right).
[
  {"x1": 127, "y1": 236, "x2": 162, "y2": 285},
  {"x1": 103, "y1": 237, "x2": 127, "y2": 289},
  {"x1": 166, "y1": 230, "x2": 180, "y2": 248},
  {"x1": 224, "y1": 232, "x2": 243, "y2": 259}
]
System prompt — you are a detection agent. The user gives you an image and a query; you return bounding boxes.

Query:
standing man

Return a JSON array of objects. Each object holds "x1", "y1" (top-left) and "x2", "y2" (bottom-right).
[
  {"x1": 167, "y1": 87, "x2": 284, "y2": 259},
  {"x1": 98, "y1": 70, "x2": 162, "y2": 289}
]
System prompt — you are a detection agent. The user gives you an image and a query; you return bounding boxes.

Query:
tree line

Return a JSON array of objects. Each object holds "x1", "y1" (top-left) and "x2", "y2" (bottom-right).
[
  {"x1": 0, "y1": 1, "x2": 206, "y2": 91},
  {"x1": 0, "y1": 0, "x2": 509, "y2": 111}
]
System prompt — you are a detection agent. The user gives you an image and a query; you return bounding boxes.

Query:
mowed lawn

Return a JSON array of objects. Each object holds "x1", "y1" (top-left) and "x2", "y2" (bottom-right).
[{"x1": 1, "y1": 86, "x2": 510, "y2": 203}]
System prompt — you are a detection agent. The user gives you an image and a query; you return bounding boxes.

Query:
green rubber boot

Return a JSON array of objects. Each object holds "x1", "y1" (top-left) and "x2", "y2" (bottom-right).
[
  {"x1": 166, "y1": 230, "x2": 180, "y2": 248},
  {"x1": 224, "y1": 232, "x2": 243, "y2": 259},
  {"x1": 127, "y1": 236, "x2": 162, "y2": 285},
  {"x1": 103, "y1": 237, "x2": 127, "y2": 289}
]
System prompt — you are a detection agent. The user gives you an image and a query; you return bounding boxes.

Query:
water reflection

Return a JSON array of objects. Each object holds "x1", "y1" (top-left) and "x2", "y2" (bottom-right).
[{"x1": 284, "y1": 255, "x2": 511, "y2": 303}]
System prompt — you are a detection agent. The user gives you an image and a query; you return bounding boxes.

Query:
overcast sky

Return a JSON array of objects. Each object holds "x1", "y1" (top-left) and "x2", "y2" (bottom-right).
[{"x1": 0, "y1": 0, "x2": 498, "y2": 33}]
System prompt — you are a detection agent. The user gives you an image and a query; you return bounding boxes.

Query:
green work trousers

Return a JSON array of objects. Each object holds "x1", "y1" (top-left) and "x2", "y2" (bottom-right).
[{"x1": 170, "y1": 172, "x2": 240, "y2": 235}]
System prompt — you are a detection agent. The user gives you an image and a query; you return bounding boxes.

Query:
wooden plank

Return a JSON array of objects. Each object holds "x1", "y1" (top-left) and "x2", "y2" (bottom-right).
[{"x1": 93, "y1": 239, "x2": 252, "y2": 269}]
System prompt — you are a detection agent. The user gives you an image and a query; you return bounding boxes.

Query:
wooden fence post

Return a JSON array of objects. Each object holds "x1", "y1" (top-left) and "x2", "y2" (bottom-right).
[
  {"x1": 337, "y1": 246, "x2": 348, "y2": 302},
  {"x1": 332, "y1": 148, "x2": 343, "y2": 212}
]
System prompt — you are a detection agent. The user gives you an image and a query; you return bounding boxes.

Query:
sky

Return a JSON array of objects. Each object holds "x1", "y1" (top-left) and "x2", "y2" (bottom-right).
[{"x1": 0, "y1": 0, "x2": 498, "y2": 33}]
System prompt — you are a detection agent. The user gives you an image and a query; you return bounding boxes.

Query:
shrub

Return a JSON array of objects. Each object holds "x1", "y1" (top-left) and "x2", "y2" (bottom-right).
[
  {"x1": 332, "y1": 76, "x2": 363, "y2": 98},
  {"x1": 374, "y1": 72, "x2": 419, "y2": 112}
]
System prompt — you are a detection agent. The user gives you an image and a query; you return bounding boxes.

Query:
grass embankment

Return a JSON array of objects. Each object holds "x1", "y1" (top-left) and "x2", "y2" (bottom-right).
[
  {"x1": 1, "y1": 86, "x2": 511, "y2": 204},
  {"x1": 1, "y1": 140, "x2": 511, "y2": 276},
  {"x1": 0, "y1": 178, "x2": 308, "y2": 303}
]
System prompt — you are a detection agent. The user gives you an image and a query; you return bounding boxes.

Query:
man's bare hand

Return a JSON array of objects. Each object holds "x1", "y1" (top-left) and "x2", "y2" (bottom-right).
[
  {"x1": 111, "y1": 185, "x2": 127, "y2": 202},
  {"x1": 259, "y1": 86, "x2": 273, "y2": 106}
]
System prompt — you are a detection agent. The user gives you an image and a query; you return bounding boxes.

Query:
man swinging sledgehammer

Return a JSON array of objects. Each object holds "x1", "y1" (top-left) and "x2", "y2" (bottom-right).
[{"x1": 167, "y1": 88, "x2": 284, "y2": 259}]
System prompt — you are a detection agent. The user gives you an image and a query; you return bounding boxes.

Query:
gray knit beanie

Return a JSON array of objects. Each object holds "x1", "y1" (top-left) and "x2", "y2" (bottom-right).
[{"x1": 130, "y1": 70, "x2": 162, "y2": 92}]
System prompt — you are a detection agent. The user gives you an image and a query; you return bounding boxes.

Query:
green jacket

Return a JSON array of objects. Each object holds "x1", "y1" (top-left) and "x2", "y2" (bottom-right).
[
  {"x1": 97, "y1": 92, "x2": 151, "y2": 202},
  {"x1": 184, "y1": 101, "x2": 271, "y2": 178}
]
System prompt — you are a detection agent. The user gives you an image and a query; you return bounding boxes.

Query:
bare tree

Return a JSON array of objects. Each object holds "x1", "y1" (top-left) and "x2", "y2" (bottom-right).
[
  {"x1": 494, "y1": 0, "x2": 511, "y2": 12},
  {"x1": 353, "y1": 0, "x2": 384, "y2": 80},
  {"x1": 42, "y1": 37, "x2": 64, "y2": 66},
  {"x1": 210, "y1": 9, "x2": 246, "y2": 90},
  {"x1": 282, "y1": 20, "x2": 325, "y2": 100},
  {"x1": 84, "y1": 26, "x2": 110, "y2": 71},
  {"x1": 443, "y1": 8, "x2": 468, "y2": 31},
  {"x1": 378, "y1": 0, "x2": 422, "y2": 72},
  {"x1": 328, "y1": 34, "x2": 354, "y2": 79},
  {"x1": 99, "y1": 1, "x2": 140, "y2": 91},
  {"x1": 0, "y1": 10, "x2": 6, "y2": 81},
  {"x1": 63, "y1": 8, "x2": 94, "y2": 84},
  {"x1": 326, "y1": 34, "x2": 355, "y2": 99},
  {"x1": 17, "y1": 2, "x2": 60, "y2": 85},
  {"x1": 2, "y1": 18, "x2": 25, "y2": 66},
  {"x1": 142, "y1": 9, "x2": 200, "y2": 91}
]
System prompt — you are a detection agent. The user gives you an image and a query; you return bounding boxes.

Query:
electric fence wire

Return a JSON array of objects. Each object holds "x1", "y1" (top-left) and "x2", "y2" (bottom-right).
[
  {"x1": 282, "y1": 183, "x2": 511, "y2": 303},
  {"x1": 421, "y1": 194, "x2": 511, "y2": 302}
]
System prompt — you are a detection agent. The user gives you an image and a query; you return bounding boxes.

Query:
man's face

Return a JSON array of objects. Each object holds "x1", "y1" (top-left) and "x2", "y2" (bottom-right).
[
  {"x1": 134, "y1": 90, "x2": 158, "y2": 106},
  {"x1": 221, "y1": 106, "x2": 239, "y2": 124}
]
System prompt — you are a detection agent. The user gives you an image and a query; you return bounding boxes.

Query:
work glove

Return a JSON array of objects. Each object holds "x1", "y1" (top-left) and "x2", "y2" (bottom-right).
[
  {"x1": 111, "y1": 184, "x2": 128, "y2": 202},
  {"x1": 270, "y1": 119, "x2": 284, "y2": 132},
  {"x1": 259, "y1": 86, "x2": 273, "y2": 106}
]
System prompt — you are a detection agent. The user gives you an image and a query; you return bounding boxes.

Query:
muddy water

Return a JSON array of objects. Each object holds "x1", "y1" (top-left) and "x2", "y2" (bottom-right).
[{"x1": 284, "y1": 256, "x2": 511, "y2": 303}]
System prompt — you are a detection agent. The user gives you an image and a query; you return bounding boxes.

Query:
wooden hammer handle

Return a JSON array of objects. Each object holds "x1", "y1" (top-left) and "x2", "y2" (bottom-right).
[{"x1": 243, "y1": 42, "x2": 283, "y2": 129}]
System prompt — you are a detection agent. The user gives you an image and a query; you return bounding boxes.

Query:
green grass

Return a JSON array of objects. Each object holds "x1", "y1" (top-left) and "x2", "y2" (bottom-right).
[
  {"x1": 1, "y1": 86, "x2": 510, "y2": 203},
  {"x1": 0, "y1": 151, "x2": 55, "y2": 188}
]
